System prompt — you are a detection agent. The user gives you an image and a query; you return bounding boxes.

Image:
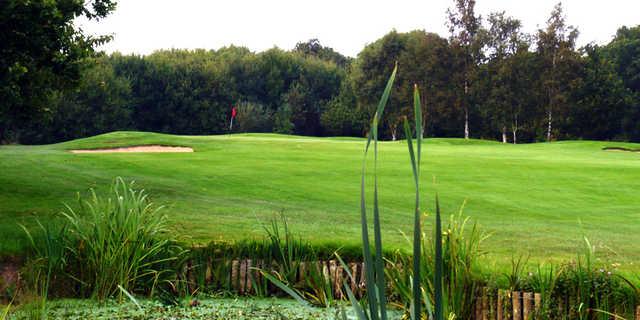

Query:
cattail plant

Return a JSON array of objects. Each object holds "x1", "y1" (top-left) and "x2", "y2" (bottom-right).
[{"x1": 264, "y1": 66, "x2": 449, "y2": 320}]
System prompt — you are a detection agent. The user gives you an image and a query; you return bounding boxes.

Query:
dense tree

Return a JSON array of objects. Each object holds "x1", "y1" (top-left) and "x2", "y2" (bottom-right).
[
  {"x1": 320, "y1": 80, "x2": 366, "y2": 137},
  {"x1": 602, "y1": 25, "x2": 640, "y2": 140},
  {"x1": 447, "y1": 0, "x2": 484, "y2": 139},
  {"x1": 0, "y1": 0, "x2": 116, "y2": 142},
  {"x1": 233, "y1": 102, "x2": 273, "y2": 133},
  {"x1": 565, "y1": 45, "x2": 631, "y2": 140},
  {"x1": 536, "y1": 2, "x2": 581, "y2": 141},
  {"x1": 351, "y1": 30, "x2": 456, "y2": 139},
  {"x1": 481, "y1": 12, "x2": 529, "y2": 143},
  {"x1": 3, "y1": 3, "x2": 640, "y2": 145},
  {"x1": 293, "y1": 39, "x2": 352, "y2": 68}
]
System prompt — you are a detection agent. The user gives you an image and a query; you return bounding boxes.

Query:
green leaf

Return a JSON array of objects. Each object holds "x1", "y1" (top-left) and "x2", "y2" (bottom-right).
[
  {"x1": 344, "y1": 282, "x2": 369, "y2": 320},
  {"x1": 434, "y1": 194, "x2": 443, "y2": 320},
  {"x1": 261, "y1": 271, "x2": 311, "y2": 308},
  {"x1": 403, "y1": 117, "x2": 421, "y2": 320},
  {"x1": 117, "y1": 284, "x2": 143, "y2": 311},
  {"x1": 360, "y1": 63, "x2": 397, "y2": 320}
]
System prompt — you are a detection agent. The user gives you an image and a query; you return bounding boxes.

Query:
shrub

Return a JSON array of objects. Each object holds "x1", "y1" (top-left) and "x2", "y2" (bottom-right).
[
  {"x1": 233, "y1": 101, "x2": 273, "y2": 133},
  {"x1": 61, "y1": 177, "x2": 184, "y2": 300},
  {"x1": 274, "y1": 104, "x2": 294, "y2": 134}
]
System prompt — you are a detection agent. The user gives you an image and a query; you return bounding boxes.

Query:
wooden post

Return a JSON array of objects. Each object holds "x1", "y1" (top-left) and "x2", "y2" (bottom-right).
[
  {"x1": 358, "y1": 262, "x2": 366, "y2": 297},
  {"x1": 497, "y1": 289, "x2": 503, "y2": 320},
  {"x1": 299, "y1": 261, "x2": 307, "y2": 283},
  {"x1": 522, "y1": 292, "x2": 532, "y2": 320},
  {"x1": 188, "y1": 260, "x2": 197, "y2": 293},
  {"x1": 482, "y1": 287, "x2": 489, "y2": 320},
  {"x1": 475, "y1": 293, "x2": 482, "y2": 320},
  {"x1": 635, "y1": 305, "x2": 640, "y2": 320},
  {"x1": 205, "y1": 256, "x2": 212, "y2": 284},
  {"x1": 328, "y1": 260, "x2": 337, "y2": 297},
  {"x1": 489, "y1": 289, "x2": 496, "y2": 320},
  {"x1": 231, "y1": 260, "x2": 239, "y2": 292},
  {"x1": 245, "y1": 259, "x2": 253, "y2": 293},
  {"x1": 322, "y1": 261, "x2": 330, "y2": 287},
  {"x1": 239, "y1": 259, "x2": 247, "y2": 294},
  {"x1": 512, "y1": 291, "x2": 522, "y2": 320},
  {"x1": 335, "y1": 264, "x2": 343, "y2": 299},
  {"x1": 349, "y1": 263, "x2": 358, "y2": 293},
  {"x1": 534, "y1": 293, "x2": 541, "y2": 317}
]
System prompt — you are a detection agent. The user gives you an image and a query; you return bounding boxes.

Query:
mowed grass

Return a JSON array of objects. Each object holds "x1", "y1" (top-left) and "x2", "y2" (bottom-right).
[{"x1": 1, "y1": 131, "x2": 639, "y2": 270}]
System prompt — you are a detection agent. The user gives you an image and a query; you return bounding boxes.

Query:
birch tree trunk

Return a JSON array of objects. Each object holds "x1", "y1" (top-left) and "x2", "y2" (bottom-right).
[
  {"x1": 502, "y1": 126, "x2": 507, "y2": 143},
  {"x1": 464, "y1": 81, "x2": 470, "y2": 139},
  {"x1": 547, "y1": 54, "x2": 557, "y2": 142},
  {"x1": 546, "y1": 108, "x2": 552, "y2": 142},
  {"x1": 512, "y1": 115, "x2": 518, "y2": 144}
]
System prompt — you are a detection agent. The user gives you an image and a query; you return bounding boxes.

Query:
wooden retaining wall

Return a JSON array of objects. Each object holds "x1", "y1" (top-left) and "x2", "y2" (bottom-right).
[
  {"x1": 186, "y1": 259, "x2": 368, "y2": 298},
  {"x1": 187, "y1": 258, "x2": 639, "y2": 319}
]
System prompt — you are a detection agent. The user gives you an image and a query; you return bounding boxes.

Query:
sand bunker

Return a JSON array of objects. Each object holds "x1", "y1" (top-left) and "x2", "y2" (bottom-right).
[
  {"x1": 603, "y1": 147, "x2": 640, "y2": 153},
  {"x1": 70, "y1": 145, "x2": 193, "y2": 154}
]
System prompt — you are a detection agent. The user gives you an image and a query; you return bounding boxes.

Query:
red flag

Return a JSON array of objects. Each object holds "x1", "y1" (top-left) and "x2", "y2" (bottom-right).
[{"x1": 231, "y1": 107, "x2": 237, "y2": 118}]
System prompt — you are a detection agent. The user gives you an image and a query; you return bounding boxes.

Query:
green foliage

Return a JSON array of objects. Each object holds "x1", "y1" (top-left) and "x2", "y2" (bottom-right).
[
  {"x1": 263, "y1": 213, "x2": 309, "y2": 285},
  {"x1": 60, "y1": 177, "x2": 184, "y2": 300},
  {"x1": 294, "y1": 39, "x2": 352, "y2": 68},
  {"x1": 388, "y1": 210, "x2": 484, "y2": 320},
  {"x1": 320, "y1": 82, "x2": 367, "y2": 137},
  {"x1": 528, "y1": 263, "x2": 561, "y2": 319},
  {"x1": 1, "y1": 302, "x2": 9, "y2": 320},
  {"x1": 273, "y1": 104, "x2": 294, "y2": 134},
  {"x1": 19, "y1": 220, "x2": 68, "y2": 319},
  {"x1": 233, "y1": 102, "x2": 273, "y2": 133},
  {"x1": 20, "y1": 58, "x2": 134, "y2": 144},
  {"x1": 260, "y1": 214, "x2": 348, "y2": 308},
  {"x1": 10, "y1": 297, "x2": 345, "y2": 319},
  {"x1": 352, "y1": 63, "x2": 397, "y2": 320},
  {"x1": 0, "y1": 0, "x2": 116, "y2": 141},
  {"x1": 3, "y1": 4, "x2": 640, "y2": 144}
]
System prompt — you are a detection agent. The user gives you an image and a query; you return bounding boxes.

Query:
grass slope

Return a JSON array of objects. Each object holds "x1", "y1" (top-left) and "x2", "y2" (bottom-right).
[{"x1": 1, "y1": 131, "x2": 639, "y2": 269}]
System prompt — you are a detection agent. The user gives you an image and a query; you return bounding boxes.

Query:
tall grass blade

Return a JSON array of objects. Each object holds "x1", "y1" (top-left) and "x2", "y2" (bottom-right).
[
  {"x1": 360, "y1": 63, "x2": 397, "y2": 320},
  {"x1": 261, "y1": 271, "x2": 310, "y2": 308},
  {"x1": 403, "y1": 117, "x2": 421, "y2": 320},
  {"x1": 434, "y1": 195, "x2": 443, "y2": 320},
  {"x1": 414, "y1": 84, "x2": 422, "y2": 165},
  {"x1": 408, "y1": 84, "x2": 424, "y2": 320},
  {"x1": 1, "y1": 301, "x2": 11, "y2": 320},
  {"x1": 344, "y1": 282, "x2": 368, "y2": 320},
  {"x1": 118, "y1": 284, "x2": 143, "y2": 312}
]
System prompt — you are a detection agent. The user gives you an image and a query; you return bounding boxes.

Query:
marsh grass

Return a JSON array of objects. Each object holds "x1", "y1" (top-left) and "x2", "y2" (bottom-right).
[
  {"x1": 19, "y1": 220, "x2": 68, "y2": 319},
  {"x1": 528, "y1": 263, "x2": 561, "y2": 319},
  {"x1": 61, "y1": 177, "x2": 184, "y2": 300},
  {"x1": 263, "y1": 213, "x2": 310, "y2": 285},
  {"x1": 388, "y1": 210, "x2": 484, "y2": 319},
  {"x1": 19, "y1": 177, "x2": 185, "y2": 305},
  {"x1": 258, "y1": 213, "x2": 345, "y2": 307}
]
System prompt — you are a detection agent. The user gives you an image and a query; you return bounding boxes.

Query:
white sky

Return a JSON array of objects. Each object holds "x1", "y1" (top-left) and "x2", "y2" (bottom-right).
[{"x1": 77, "y1": 0, "x2": 640, "y2": 57}]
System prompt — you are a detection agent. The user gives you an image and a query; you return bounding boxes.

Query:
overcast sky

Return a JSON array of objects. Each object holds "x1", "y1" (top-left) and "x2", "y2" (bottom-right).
[{"x1": 77, "y1": 0, "x2": 640, "y2": 57}]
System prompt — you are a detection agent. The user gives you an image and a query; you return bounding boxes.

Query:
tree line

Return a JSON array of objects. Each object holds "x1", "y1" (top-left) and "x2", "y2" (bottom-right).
[{"x1": 2, "y1": 1, "x2": 640, "y2": 144}]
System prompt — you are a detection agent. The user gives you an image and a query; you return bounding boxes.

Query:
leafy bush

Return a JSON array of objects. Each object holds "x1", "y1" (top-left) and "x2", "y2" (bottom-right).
[
  {"x1": 273, "y1": 104, "x2": 294, "y2": 134},
  {"x1": 60, "y1": 177, "x2": 184, "y2": 300},
  {"x1": 19, "y1": 177, "x2": 183, "y2": 314},
  {"x1": 233, "y1": 101, "x2": 274, "y2": 133}
]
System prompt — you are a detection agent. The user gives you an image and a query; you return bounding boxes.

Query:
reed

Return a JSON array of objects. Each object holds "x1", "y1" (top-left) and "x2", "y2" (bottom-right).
[{"x1": 61, "y1": 177, "x2": 183, "y2": 300}]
